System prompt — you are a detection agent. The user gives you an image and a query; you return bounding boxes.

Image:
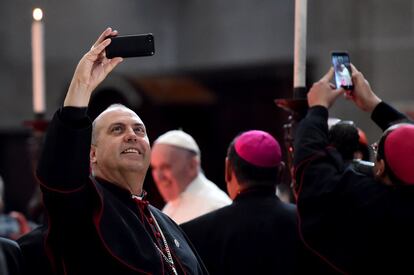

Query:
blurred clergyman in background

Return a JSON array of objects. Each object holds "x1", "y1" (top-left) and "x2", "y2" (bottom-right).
[{"x1": 151, "y1": 130, "x2": 231, "y2": 224}]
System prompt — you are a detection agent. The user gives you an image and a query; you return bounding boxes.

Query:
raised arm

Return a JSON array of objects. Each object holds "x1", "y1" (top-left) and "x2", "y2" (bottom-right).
[
  {"x1": 307, "y1": 68, "x2": 345, "y2": 109},
  {"x1": 344, "y1": 64, "x2": 381, "y2": 113},
  {"x1": 293, "y1": 68, "x2": 345, "y2": 165},
  {"x1": 64, "y1": 28, "x2": 123, "y2": 107},
  {"x1": 347, "y1": 64, "x2": 408, "y2": 130},
  {"x1": 37, "y1": 28, "x2": 123, "y2": 190}
]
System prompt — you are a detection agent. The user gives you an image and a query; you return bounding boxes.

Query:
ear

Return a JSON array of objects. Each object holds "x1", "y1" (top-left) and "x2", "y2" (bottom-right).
[
  {"x1": 225, "y1": 157, "x2": 238, "y2": 200},
  {"x1": 375, "y1": 159, "x2": 394, "y2": 186},
  {"x1": 375, "y1": 159, "x2": 385, "y2": 177},
  {"x1": 189, "y1": 156, "x2": 199, "y2": 172},
  {"x1": 277, "y1": 161, "x2": 286, "y2": 182},
  {"x1": 185, "y1": 156, "x2": 200, "y2": 180},
  {"x1": 225, "y1": 157, "x2": 232, "y2": 183},
  {"x1": 90, "y1": 145, "x2": 97, "y2": 164}
]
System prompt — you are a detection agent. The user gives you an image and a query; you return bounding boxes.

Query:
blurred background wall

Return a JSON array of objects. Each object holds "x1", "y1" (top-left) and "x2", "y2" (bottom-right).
[{"x1": 1, "y1": 0, "x2": 413, "y2": 211}]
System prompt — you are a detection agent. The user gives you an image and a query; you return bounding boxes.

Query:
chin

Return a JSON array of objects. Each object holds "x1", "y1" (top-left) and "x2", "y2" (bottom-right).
[{"x1": 120, "y1": 163, "x2": 145, "y2": 172}]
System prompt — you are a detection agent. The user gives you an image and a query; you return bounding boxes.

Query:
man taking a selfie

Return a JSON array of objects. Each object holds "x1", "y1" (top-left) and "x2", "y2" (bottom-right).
[{"x1": 36, "y1": 28, "x2": 207, "y2": 275}]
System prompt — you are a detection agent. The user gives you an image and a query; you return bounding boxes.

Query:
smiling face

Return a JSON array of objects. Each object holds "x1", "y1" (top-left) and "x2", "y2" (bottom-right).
[
  {"x1": 90, "y1": 105, "x2": 151, "y2": 185},
  {"x1": 151, "y1": 144, "x2": 198, "y2": 202}
]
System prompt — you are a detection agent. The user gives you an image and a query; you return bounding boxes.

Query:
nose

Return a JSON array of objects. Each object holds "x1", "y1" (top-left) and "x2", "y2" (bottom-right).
[{"x1": 124, "y1": 128, "x2": 138, "y2": 143}]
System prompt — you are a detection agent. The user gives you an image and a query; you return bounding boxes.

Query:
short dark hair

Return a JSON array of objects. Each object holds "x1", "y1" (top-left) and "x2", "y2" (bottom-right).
[
  {"x1": 328, "y1": 122, "x2": 359, "y2": 161},
  {"x1": 227, "y1": 139, "x2": 279, "y2": 187}
]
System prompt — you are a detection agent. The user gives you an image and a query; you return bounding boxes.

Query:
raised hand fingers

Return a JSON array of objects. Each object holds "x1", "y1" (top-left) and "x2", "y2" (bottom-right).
[
  {"x1": 350, "y1": 63, "x2": 359, "y2": 74},
  {"x1": 92, "y1": 28, "x2": 117, "y2": 49},
  {"x1": 85, "y1": 38, "x2": 111, "y2": 62},
  {"x1": 320, "y1": 67, "x2": 335, "y2": 83},
  {"x1": 350, "y1": 63, "x2": 367, "y2": 87},
  {"x1": 103, "y1": 57, "x2": 123, "y2": 75}
]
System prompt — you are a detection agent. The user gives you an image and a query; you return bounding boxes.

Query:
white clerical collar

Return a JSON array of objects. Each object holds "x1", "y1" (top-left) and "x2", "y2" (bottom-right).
[{"x1": 131, "y1": 190, "x2": 147, "y2": 200}]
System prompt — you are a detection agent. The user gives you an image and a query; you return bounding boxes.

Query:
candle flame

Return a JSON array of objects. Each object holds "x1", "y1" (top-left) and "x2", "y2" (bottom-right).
[{"x1": 33, "y1": 8, "x2": 43, "y2": 21}]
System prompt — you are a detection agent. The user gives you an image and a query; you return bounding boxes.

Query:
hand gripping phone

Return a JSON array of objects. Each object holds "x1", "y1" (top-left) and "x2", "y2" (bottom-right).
[
  {"x1": 331, "y1": 51, "x2": 353, "y2": 90},
  {"x1": 105, "y1": 33, "x2": 155, "y2": 58}
]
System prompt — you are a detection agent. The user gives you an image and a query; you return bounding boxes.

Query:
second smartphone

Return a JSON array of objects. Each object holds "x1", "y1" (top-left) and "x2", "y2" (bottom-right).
[{"x1": 331, "y1": 52, "x2": 353, "y2": 90}]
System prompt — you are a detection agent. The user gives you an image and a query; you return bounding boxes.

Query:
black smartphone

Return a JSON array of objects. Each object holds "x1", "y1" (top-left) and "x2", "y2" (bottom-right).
[
  {"x1": 331, "y1": 51, "x2": 353, "y2": 90},
  {"x1": 105, "y1": 33, "x2": 155, "y2": 58}
]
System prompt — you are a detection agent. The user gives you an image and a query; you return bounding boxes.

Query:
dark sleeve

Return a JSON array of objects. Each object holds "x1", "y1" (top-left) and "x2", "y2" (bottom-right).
[
  {"x1": 293, "y1": 105, "x2": 387, "y2": 273},
  {"x1": 36, "y1": 107, "x2": 92, "y2": 191},
  {"x1": 371, "y1": 101, "x2": 411, "y2": 131},
  {"x1": 293, "y1": 105, "x2": 330, "y2": 167},
  {"x1": 293, "y1": 105, "x2": 347, "y2": 198},
  {"x1": 17, "y1": 226, "x2": 53, "y2": 275},
  {"x1": 36, "y1": 107, "x2": 95, "y2": 264}
]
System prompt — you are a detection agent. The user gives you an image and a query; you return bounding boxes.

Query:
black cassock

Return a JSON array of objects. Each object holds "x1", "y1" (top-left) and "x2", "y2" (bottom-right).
[{"x1": 37, "y1": 107, "x2": 208, "y2": 275}]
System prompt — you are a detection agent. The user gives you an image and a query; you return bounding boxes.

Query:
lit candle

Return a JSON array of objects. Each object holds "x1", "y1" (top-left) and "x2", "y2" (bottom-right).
[{"x1": 31, "y1": 8, "x2": 45, "y2": 114}]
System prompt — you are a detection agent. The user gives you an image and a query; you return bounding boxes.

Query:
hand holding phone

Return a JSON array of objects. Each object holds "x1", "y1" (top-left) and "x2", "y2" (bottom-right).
[
  {"x1": 331, "y1": 52, "x2": 353, "y2": 90},
  {"x1": 106, "y1": 33, "x2": 155, "y2": 58}
]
